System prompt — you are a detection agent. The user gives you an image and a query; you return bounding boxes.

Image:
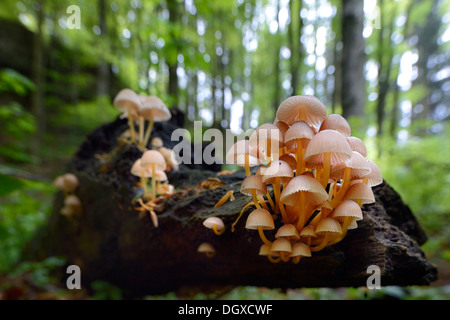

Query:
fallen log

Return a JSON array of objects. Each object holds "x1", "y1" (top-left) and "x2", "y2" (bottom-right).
[{"x1": 27, "y1": 117, "x2": 437, "y2": 296}]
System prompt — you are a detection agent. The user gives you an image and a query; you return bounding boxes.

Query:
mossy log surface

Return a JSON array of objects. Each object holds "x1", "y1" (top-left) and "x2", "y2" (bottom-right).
[{"x1": 28, "y1": 117, "x2": 437, "y2": 295}]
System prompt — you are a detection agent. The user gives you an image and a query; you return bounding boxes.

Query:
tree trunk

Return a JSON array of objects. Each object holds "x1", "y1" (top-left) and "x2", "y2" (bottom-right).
[
  {"x1": 31, "y1": 0, "x2": 45, "y2": 159},
  {"x1": 167, "y1": 0, "x2": 180, "y2": 108},
  {"x1": 97, "y1": 0, "x2": 109, "y2": 97},
  {"x1": 341, "y1": 0, "x2": 365, "y2": 120},
  {"x1": 26, "y1": 118, "x2": 437, "y2": 296}
]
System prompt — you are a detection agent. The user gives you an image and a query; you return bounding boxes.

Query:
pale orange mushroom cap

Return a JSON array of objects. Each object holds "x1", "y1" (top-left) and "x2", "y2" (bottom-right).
[
  {"x1": 141, "y1": 150, "x2": 167, "y2": 171},
  {"x1": 319, "y1": 114, "x2": 352, "y2": 137},
  {"x1": 347, "y1": 136, "x2": 368, "y2": 157},
  {"x1": 203, "y1": 217, "x2": 225, "y2": 232},
  {"x1": 332, "y1": 200, "x2": 363, "y2": 222},
  {"x1": 260, "y1": 160, "x2": 294, "y2": 185},
  {"x1": 114, "y1": 89, "x2": 141, "y2": 114},
  {"x1": 300, "y1": 225, "x2": 317, "y2": 238},
  {"x1": 276, "y1": 95, "x2": 327, "y2": 126},
  {"x1": 315, "y1": 217, "x2": 342, "y2": 235},
  {"x1": 304, "y1": 129, "x2": 353, "y2": 167},
  {"x1": 279, "y1": 174, "x2": 328, "y2": 207},
  {"x1": 361, "y1": 160, "x2": 383, "y2": 186},
  {"x1": 279, "y1": 154, "x2": 297, "y2": 171},
  {"x1": 197, "y1": 242, "x2": 216, "y2": 257},
  {"x1": 275, "y1": 224, "x2": 300, "y2": 239},
  {"x1": 330, "y1": 151, "x2": 372, "y2": 180},
  {"x1": 284, "y1": 121, "x2": 315, "y2": 149},
  {"x1": 249, "y1": 123, "x2": 283, "y2": 158},
  {"x1": 225, "y1": 140, "x2": 261, "y2": 167},
  {"x1": 291, "y1": 242, "x2": 312, "y2": 258},
  {"x1": 343, "y1": 182, "x2": 375, "y2": 204},
  {"x1": 139, "y1": 95, "x2": 172, "y2": 122},
  {"x1": 270, "y1": 238, "x2": 292, "y2": 254},
  {"x1": 240, "y1": 175, "x2": 268, "y2": 196},
  {"x1": 245, "y1": 208, "x2": 275, "y2": 230}
]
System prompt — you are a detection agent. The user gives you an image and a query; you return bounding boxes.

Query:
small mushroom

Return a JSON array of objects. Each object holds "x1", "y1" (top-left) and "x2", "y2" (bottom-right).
[
  {"x1": 245, "y1": 208, "x2": 275, "y2": 245},
  {"x1": 270, "y1": 238, "x2": 292, "y2": 262},
  {"x1": 276, "y1": 95, "x2": 327, "y2": 127},
  {"x1": 240, "y1": 174, "x2": 267, "y2": 210},
  {"x1": 114, "y1": 89, "x2": 141, "y2": 143},
  {"x1": 284, "y1": 121, "x2": 314, "y2": 175},
  {"x1": 226, "y1": 140, "x2": 261, "y2": 176},
  {"x1": 197, "y1": 242, "x2": 216, "y2": 258},
  {"x1": 319, "y1": 114, "x2": 352, "y2": 137},
  {"x1": 139, "y1": 95, "x2": 171, "y2": 149},
  {"x1": 203, "y1": 217, "x2": 226, "y2": 235},
  {"x1": 259, "y1": 243, "x2": 281, "y2": 263},
  {"x1": 291, "y1": 242, "x2": 312, "y2": 264},
  {"x1": 310, "y1": 217, "x2": 342, "y2": 252},
  {"x1": 140, "y1": 150, "x2": 167, "y2": 199}
]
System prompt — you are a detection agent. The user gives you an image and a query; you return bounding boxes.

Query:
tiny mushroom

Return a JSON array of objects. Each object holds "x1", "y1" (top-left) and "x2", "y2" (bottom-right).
[
  {"x1": 240, "y1": 174, "x2": 267, "y2": 209},
  {"x1": 203, "y1": 217, "x2": 226, "y2": 235},
  {"x1": 284, "y1": 121, "x2": 315, "y2": 175},
  {"x1": 140, "y1": 150, "x2": 167, "y2": 199},
  {"x1": 245, "y1": 208, "x2": 275, "y2": 245},
  {"x1": 310, "y1": 217, "x2": 342, "y2": 252},
  {"x1": 270, "y1": 238, "x2": 292, "y2": 262},
  {"x1": 197, "y1": 242, "x2": 216, "y2": 258},
  {"x1": 291, "y1": 242, "x2": 312, "y2": 264},
  {"x1": 139, "y1": 95, "x2": 172, "y2": 149},
  {"x1": 114, "y1": 89, "x2": 141, "y2": 143}
]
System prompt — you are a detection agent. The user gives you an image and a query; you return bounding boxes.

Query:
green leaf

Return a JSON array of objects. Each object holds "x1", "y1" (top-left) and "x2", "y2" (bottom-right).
[{"x1": 0, "y1": 173, "x2": 25, "y2": 197}]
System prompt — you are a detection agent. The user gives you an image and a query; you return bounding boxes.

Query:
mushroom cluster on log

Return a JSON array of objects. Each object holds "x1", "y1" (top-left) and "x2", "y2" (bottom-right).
[{"x1": 26, "y1": 115, "x2": 437, "y2": 296}]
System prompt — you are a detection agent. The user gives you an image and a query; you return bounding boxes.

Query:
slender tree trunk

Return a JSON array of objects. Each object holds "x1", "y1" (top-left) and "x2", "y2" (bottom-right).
[
  {"x1": 272, "y1": 0, "x2": 281, "y2": 114},
  {"x1": 97, "y1": 0, "x2": 109, "y2": 97},
  {"x1": 341, "y1": 0, "x2": 365, "y2": 120},
  {"x1": 31, "y1": 0, "x2": 45, "y2": 159},
  {"x1": 167, "y1": 0, "x2": 180, "y2": 108}
]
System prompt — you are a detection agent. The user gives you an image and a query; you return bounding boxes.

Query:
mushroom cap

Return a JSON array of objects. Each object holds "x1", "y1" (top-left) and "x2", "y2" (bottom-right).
[
  {"x1": 258, "y1": 243, "x2": 272, "y2": 256},
  {"x1": 319, "y1": 114, "x2": 351, "y2": 137},
  {"x1": 225, "y1": 140, "x2": 261, "y2": 167},
  {"x1": 141, "y1": 150, "x2": 167, "y2": 171},
  {"x1": 260, "y1": 160, "x2": 294, "y2": 185},
  {"x1": 197, "y1": 242, "x2": 215, "y2": 255},
  {"x1": 275, "y1": 224, "x2": 300, "y2": 239},
  {"x1": 361, "y1": 160, "x2": 383, "y2": 186},
  {"x1": 151, "y1": 137, "x2": 164, "y2": 148},
  {"x1": 279, "y1": 154, "x2": 297, "y2": 171},
  {"x1": 54, "y1": 173, "x2": 79, "y2": 192},
  {"x1": 240, "y1": 175, "x2": 268, "y2": 196},
  {"x1": 284, "y1": 121, "x2": 315, "y2": 148},
  {"x1": 348, "y1": 219, "x2": 359, "y2": 230},
  {"x1": 291, "y1": 242, "x2": 312, "y2": 257},
  {"x1": 203, "y1": 217, "x2": 225, "y2": 231},
  {"x1": 276, "y1": 95, "x2": 327, "y2": 126},
  {"x1": 139, "y1": 95, "x2": 172, "y2": 121},
  {"x1": 330, "y1": 151, "x2": 372, "y2": 180},
  {"x1": 347, "y1": 136, "x2": 368, "y2": 157},
  {"x1": 249, "y1": 124, "x2": 283, "y2": 158},
  {"x1": 273, "y1": 120, "x2": 290, "y2": 138},
  {"x1": 131, "y1": 159, "x2": 147, "y2": 177},
  {"x1": 332, "y1": 200, "x2": 363, "y2": 222},
  {"x1": 159, "y1": 147, "x2": 180, "y2": 172},
  {"x1": 270, "y1": 238, "x2": 292, "y2": 253},
  {"x1": 280, "y1": 174, "x2": 329, "y2": 207},
  {"x1": 154, "y1": 170, "x2": 168, "y2": 182},
  {"x1": 300, "y1": 225, "x2": 317, "y2": 238},
  {"x1": 315, "y1": 217, "x2": 342, "y2": 235},
  {"x1": 64, "y1": 194, "x2": 81, "y2": 208},
  {"x1": 114, "y1": 89, "x2": 141, "y2": 113},
  {"x1": 53, "y1": 176, "x2": 65, "y2": 190},
  {"x1": 304, "y1": 130, "x2": 353, "y2": 167},
  {"x1": 343, "y1": 182, "x2": 375, "y2": 204},
  {"x1": 245, "y1": 208, "x2": 275, "y2": 230}
]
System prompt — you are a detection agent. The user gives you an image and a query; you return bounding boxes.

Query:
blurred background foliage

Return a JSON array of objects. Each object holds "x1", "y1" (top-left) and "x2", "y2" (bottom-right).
[{"x1": 0, "y1": 0, "x2": 449, "y2": 299}]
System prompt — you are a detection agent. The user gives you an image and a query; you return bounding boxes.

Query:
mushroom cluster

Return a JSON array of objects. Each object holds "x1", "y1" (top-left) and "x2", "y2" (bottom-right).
[
  {"x1": 226, "y1": 95, "x2": 383, "y2": 264},
  {"x1": 53, "y1": 173, "x2": 82, "y2": 218},
  {"x1": 113, "y1": 89, "x2": 172, "y2": 150}
]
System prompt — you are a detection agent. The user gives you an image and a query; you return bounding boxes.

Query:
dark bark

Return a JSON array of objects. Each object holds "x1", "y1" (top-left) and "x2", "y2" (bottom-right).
[
  {"x1": 341, "y1": 0, "x2": 365, "y2": 119},
  {"x1": 27, "y1": 118, "x2": 437, "y2": 296}
]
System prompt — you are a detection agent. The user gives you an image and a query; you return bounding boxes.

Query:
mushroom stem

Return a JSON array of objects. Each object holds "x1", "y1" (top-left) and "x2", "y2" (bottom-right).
[
  {"x1": 244, "y1": 154, "x2": 251, "y2": 177},
  {"x1": 280, "y1": 252, "x2": 290, "y2": 262},
  {"x1": 296, "y1": 192, "x2": 307, "y2": 231},
  {"x1": 292, "y1": 256, "x2": 301, "y2": 264},
  {"x1": 267, "y1": 255, "x2": 281, "y2": 263},
  {"x1": 331, "y1": 167, "x2": 351, "y2": 207},
  {"x1": 142, "y1": 115, "x2": 155, "y2": 148},
  {"x1": 310, "y1": 233, "x2": 330, "y2": 252},
  {"x1": 138, "y1": 115, "x2": 144, "y2": 146},
  {"x1": 320, "y1": 152, "x2": 331, "y2": 188},
  {"x1": 265, "y1": 191, "x2": 276, "y2": 212},
  {"x1": 251, "y1": 189, "x2": 262, "y2": 209},
  {"x1": 295, "y1": 139, "x2": 305, "y2": 175},
  {"x1": 212, "y1": 224, "x2": 225, "y2": 236},
  {"x1": 231, "y1": 201, "x2": 256, "y2": 232},
  {"x1": 266, "y1": 138, "x2": 271, "y2": 162},
  {"x1": 258, "y1": 226, "x2": 272, "y2": 245},
  {"x1": 273, "y1": 178, "x2": 288, "y2": 223},
  {"x1": 214, "y1": 190, "x2": 234, "y2": 208},
  {"x1": 126, "y1": 107, "x2": 137, "y2": 143},
  {"x1": 151, "y1": 163, "x2": 156, "y2": 199}
]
